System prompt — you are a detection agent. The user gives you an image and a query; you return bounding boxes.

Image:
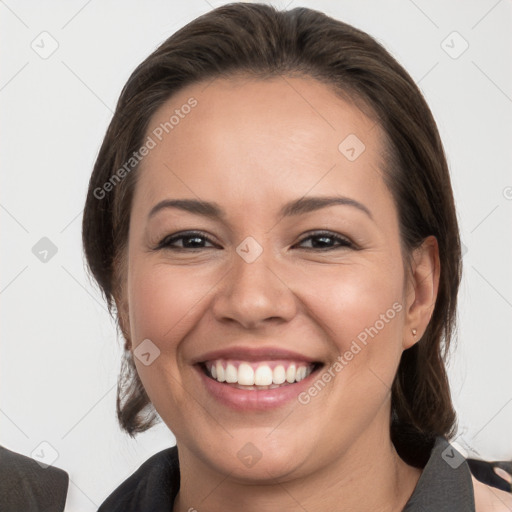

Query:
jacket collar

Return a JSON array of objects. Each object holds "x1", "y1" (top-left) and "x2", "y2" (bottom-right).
[{"x1": 403, "y1": 436, "x2": 475, "y2": 511}]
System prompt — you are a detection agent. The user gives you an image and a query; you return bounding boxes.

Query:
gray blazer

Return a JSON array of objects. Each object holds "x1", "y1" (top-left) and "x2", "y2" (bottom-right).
[{"x1": 0, "y1": 445, "x2": 68, "y2": 512}]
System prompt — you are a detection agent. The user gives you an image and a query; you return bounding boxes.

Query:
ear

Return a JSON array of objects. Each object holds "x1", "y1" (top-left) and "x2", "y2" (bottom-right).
[{"x1": 402, "y1": 235, "x2": 440, "y2": 350}]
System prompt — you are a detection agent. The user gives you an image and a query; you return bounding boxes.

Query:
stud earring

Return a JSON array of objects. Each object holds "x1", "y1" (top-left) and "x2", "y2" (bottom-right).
[{"x1": 412, "y1": 328, "x2": 417, "y2": 336}]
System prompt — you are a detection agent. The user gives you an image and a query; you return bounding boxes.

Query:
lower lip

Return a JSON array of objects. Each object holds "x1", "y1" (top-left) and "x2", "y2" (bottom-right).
[{"x1": 195, "y1": 364, "x2": 321, "y2": 410}]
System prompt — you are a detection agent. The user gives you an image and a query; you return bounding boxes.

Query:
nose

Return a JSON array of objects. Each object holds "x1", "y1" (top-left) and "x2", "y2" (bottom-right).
[{"x1": 211, "y1": 246, "x2": 297, "y2": 329}]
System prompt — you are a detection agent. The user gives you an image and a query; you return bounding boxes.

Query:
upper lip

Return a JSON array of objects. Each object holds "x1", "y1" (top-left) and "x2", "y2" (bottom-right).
[{"x1": 192, "y1": 346, "x2": 320, "y2": 365}]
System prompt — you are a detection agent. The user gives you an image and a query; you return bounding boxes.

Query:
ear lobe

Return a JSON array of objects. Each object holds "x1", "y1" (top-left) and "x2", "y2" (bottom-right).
[{"x1": 402, "y1": 235, "x2": 440, "y2": 350}]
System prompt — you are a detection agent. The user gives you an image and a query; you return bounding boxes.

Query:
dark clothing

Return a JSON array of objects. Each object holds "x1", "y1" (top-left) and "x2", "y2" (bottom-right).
[
  {"x1": 0, "y1": 445, "x2": 68, "y2": 512},
  {"x1": 467, "y1": 458, "x2": 512, "y2": 493},
  {"x1": 403, "y1": 437, "x2": 475, "y2": 511},
  {"x1": 98, "y1": 436, "x2": 476, "y2": 511}
]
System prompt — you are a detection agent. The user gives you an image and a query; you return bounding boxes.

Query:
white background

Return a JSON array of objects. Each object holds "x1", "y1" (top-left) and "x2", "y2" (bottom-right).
[{"x1": 1, "y1": 1, "x2": 511, "y2": 510}]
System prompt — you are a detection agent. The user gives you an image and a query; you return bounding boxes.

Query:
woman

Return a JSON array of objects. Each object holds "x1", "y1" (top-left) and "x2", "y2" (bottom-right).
[{"x1": 82, "y1": 3, "x2": 512, "y2": 510}]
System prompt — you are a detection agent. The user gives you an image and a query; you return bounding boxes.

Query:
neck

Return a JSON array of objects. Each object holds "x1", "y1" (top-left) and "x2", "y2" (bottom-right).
[{"x1": 173, "y1": 421, "x2": 422, "y2": 512}]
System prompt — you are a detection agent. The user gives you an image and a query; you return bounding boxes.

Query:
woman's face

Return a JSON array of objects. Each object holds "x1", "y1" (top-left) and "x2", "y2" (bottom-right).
[{"x1": 123, "y1": 76, "x2": 426, "y2": 480}]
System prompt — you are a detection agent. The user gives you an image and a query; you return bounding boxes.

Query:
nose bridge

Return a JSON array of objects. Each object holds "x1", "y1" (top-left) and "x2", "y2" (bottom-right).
[{"x1": 211, "y1": 238, "x2": 296, "y2": 328}]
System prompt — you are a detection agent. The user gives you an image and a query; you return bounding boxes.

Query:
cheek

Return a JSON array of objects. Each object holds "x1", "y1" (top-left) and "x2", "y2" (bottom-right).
[
  {"x1": 293, "y1": 263, "x2": 405, "y2": 434},
  {"x1": 303, "y1": 259, "x2": 405, "y2": 379},
  {"x1": 126, "y1": 259, "x2": 212, "y2": 418},
  {"x1": 125, "y1": 256, "x2": 226, "y2": 403},
  {"x1": 307, "y1": 257, "x2": 403, "y2": 330},
  {"x1": 127, "y1": 259, "x2": 214, "y2": 347}
]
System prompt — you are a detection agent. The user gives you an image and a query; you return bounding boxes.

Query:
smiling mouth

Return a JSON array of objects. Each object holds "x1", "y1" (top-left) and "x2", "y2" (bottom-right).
[{"x1": 199, "y1": 360, "x2": 323, "y2": 390}]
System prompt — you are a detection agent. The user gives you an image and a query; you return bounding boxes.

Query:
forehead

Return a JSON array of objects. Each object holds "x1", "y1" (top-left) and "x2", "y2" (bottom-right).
[{"x1": 136, "y1": 75, "x2": 389, "y2": 215}]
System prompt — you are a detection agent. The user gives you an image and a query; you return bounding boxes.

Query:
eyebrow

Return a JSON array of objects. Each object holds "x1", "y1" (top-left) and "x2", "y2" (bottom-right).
[{"x1": 148, "y1": 195, "x2": 373, "y2": 221}]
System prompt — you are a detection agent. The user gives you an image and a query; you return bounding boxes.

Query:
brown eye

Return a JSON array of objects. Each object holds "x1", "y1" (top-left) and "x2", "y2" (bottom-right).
[
  {"x1": 295, "y1": 231, "x2": 354, "y2": 250},
  {"x1": 157, "y1": 231, "x2": 217, "y2": 250}
]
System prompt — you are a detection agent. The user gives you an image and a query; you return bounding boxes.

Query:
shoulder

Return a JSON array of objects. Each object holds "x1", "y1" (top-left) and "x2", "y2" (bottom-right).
[
  {"x1": 472, "y1": 475, "x2": 512, "y2": 512},
  {"x1": 0, "y1": 444, "x2": 68, "y2": 481},
  {"x1": 0, "y1": 445, "x2": 69, "y2": 512},
  {"x1": 98, "y1": 446, "x2": 179, "y2": 512}
]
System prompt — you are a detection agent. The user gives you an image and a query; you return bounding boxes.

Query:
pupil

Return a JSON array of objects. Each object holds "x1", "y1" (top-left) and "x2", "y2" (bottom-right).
[
  {"x1": 185, "y1": 236, "x2": 203, "y2": 247},
  {"x1": 313, "y1": 236, "x2": 331, "y2": 248}
]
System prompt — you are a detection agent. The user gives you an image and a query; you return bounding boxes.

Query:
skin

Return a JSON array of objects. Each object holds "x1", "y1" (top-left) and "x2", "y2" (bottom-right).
[
  {"x1": 472, "y1": 476, "x2": 512, "y2": 511},
  {"x1": 119, "y1": 75, "x2": 443, "y2": 511}
]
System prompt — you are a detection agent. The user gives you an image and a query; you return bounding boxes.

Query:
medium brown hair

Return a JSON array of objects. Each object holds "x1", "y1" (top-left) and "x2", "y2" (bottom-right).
[{"x1": 82, "y1": 2, "x2": 462, "y2": 466}]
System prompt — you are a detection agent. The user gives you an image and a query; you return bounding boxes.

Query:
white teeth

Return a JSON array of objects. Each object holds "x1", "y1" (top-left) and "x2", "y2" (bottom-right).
[
  {"x1": 296, "y1": 366, "x2": 307, "y2": 382},
  {"x1": 206, "y1": 361, "x2": 314, "y2": 387},
  {"x1": 238, "y1": 363, "x2": 254, "y2": 385},
  {"x1": 254, "y1": 366, "x2": 273, "y2": 386},
  {"x1": 216, "y1": 361, "x2": 225, "y2": 382},
  {"x1": 286, "y1": 364, "x2": 296, "y2": 383},
  {"x1": 272, "y1": 365, "x2": 286, "y2": 385},
  {"x1": 225, "y1": 363, "x2": 237, "y2": 383}
]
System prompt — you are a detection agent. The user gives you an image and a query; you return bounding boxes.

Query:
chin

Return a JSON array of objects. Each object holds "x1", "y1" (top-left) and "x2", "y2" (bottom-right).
[{"x1": 201, "y1": 431, "x2": 317, "y2": 483}]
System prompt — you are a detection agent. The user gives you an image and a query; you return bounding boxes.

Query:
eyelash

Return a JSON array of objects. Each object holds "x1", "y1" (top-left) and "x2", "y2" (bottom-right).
[{"x1": 155, "y1": 230, "x2": 355, "y2": 251}]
